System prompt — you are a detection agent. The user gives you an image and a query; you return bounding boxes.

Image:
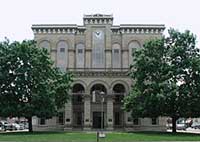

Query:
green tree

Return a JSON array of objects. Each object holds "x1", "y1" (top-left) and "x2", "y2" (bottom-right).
[
  {"x1": 124, "y1": 29, "x2": 200, "y2": 133},
  {"x1": 0, "y1": 39, "x2": 73, "y2": 132}
]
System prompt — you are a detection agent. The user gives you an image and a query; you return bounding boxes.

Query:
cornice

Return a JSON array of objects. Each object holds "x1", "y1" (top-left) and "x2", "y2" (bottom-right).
[
  {"x1": 31, "y1": 15, "x2": 165, "y2": 35},
  {"x1": 31, "y1": 24, "x2": 86, "y2": 35},
  {"x1": 83, "y1": 14, "x2": 113, "y2": 25},
  {"x1": 111, "y1": 24, "x2": 165, "y2": 35}
]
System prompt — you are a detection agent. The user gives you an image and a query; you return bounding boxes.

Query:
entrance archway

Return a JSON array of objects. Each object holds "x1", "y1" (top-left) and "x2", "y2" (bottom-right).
[
  {"x1": 112, "y1": 83, "x2": 125, "y2": 128},
  {"x1": 72, "y1": 83, "x2": 85, "y2": 128},
  {"x1": 90, "y1": 84, "x2": 107, "y2": 129}
]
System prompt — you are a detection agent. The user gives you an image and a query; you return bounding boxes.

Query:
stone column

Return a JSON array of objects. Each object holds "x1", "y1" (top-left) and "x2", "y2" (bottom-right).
[
  {"x1": 64, "y1": 99, "x2": 72, "y2": 130},
  {"x1": 106, "y1": 95, "x2": 114, "y2": 130},
  {"x1": 83, "y1": 95, "x2": 91, "y2": 130}
]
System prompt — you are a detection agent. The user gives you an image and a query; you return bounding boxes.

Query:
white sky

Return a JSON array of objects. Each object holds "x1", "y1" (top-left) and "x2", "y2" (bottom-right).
[{"x1": 0, "y1": 0, "x2": 200, "y2": 46}]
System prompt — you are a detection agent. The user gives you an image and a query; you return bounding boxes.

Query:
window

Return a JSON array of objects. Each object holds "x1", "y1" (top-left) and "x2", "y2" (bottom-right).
[
  {"x1": 128, "y1": 41, "x2": 140, "y2": 65},
  {"x1": 39, "y1": 41, "x2": 50, "y2": 53},
  {"x1": 58, "y1": 112, "x2": 64, "y2": 125},
  {"x1": 40, "y1": 118, "x2": 46, "y2": 125},
  {"x1": 112, "y1": 44, "x2": 121, "y2": 68},
  {"x1": 114, "y1": 49, "x2": 119, "y2": 53},
  {"x1": 72, "y1": 95, "x2": 83, "y2": 104},
  {"x1": 113, "y1": 84, "x2": 125, "y2": 103},
  {"x1": 57, "y1": 41, "x2": 68, "y2": 71},
  {"x1": 76, "y1": 44, "x2": 85, "y2": 68},
  {"x1": 127, "y1": 117, "x2": 132, "y2": 122},
  {"x1": 133, "y1": 118, "x2": 139, "y2": 125},
  {"x1": 92, "y1": 30, "x2": 105, "y2": 68},
  {"x1": 114, "y1": 95, "x2": 124, "y2": 103},
  {"x1": 152, "y1": 118, "x2": 158, "y2": 125},
  {"x1": 78, "y1": 49, "x2": 83, "y2": 54},
  {"x1": 60, "y1": 48, "x2": 65, "y2": 52}
]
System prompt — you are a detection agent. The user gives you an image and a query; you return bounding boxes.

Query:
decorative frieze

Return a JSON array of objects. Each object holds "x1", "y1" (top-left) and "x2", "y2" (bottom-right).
[
  {"x1": 31, "y1": 25, "x2": 86, "y2": 35},
  {"x1": 68, "y1": 69, "x2": 129, "y2": 77},
  {"x1": 111, "y1": 26, "x2": 165, "y2": 35},
  {"x1": 112, "y1": 28, "x2": 163, "y2": 35}
]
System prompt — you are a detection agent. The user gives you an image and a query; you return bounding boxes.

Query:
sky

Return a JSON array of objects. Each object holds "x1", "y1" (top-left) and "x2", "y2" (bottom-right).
[{"x1": 0, "y1": 0, "x2": 200, "y2": 46}]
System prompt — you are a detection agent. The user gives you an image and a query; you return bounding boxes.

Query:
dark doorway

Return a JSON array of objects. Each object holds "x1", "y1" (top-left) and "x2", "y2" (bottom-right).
[
  {"x1": 93, "y1": 112, "x2": 104, "y2": 129},
  {"x1": 114, "y1": 112, "x2": 123, "y2": 126},
  {"x1": 74, "y1": 112, "x2": 83, "y2": 127}
]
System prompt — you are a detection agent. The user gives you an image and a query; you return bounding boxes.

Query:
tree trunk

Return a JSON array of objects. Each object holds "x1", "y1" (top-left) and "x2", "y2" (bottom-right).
[
  {"x1": 27, "y1": 117, "x2": 33, "y2": 132},
  {"x1": 172, "y1": 116, "x2": 177, "y2": 133}
]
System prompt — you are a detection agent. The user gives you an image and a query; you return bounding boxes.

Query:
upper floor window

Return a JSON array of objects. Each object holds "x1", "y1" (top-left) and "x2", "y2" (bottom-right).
[
  {"x1": 76, "y1": 44, "x2": 85, "y2": 68},
  {"x1": 60, "y1": 48, "x2": 65, "y2": 52},
  {"x1": 92, "y1": 30, "x2": 105, "y2": 68},
  {"x1": 112, "y1": 44, "x2": 121, "y2": 68},
  {"x1": 39, "y1": 41, "x2": 50, "y2": 53},
  {"x1": 57, "y1": 41, "x2": 68, "y2": 71},
  {"x1": 128, "y1": 41, "x2": 140, "y2": 65}
]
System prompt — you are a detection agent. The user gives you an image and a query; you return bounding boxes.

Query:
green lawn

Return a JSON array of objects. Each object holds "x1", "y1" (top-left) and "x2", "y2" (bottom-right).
[{"x1": 1, "y1": 131, "x2": 200, "y2": 142}]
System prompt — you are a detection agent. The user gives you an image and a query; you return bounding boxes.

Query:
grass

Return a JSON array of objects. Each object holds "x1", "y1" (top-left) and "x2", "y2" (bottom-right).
[{"x1": 0, "y1": 131, "x2": 200, "y2": 142}]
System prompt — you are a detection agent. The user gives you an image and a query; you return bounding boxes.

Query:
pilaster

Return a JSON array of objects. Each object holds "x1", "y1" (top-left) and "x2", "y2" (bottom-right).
[
  {"x1": 64, "y1": 99, "x2": 72, "y2": 130},
  {"x1": 106, "y1": 95, "x2": 114, "y2": 130},
  {"x1": 83, "y1": 95, "x2": 91, "y2": 130}
]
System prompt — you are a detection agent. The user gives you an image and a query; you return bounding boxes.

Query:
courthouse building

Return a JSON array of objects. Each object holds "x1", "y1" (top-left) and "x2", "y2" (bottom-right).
[{"x1": 31, "y1": 14, "x2": 166, "y2": 131}]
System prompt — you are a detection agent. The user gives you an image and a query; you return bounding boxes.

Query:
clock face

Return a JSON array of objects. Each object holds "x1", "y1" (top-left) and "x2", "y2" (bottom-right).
[{"x1": 94, "y1": 30, "x2": 103, "y2": 39}]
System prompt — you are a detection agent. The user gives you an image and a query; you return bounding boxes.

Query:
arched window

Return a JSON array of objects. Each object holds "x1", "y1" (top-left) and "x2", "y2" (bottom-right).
[
  {"x1": 72, "y1": 83, "x2": 85, "y2": 127},
  {"x1": 128, "y1": 41, "x2": 140, "y2": 65},
  {"x1": 72, "y1": 83, "x2": 85, "y2": 104},
  {"x1": 76, "y1": 44, "x2": 85, "y2": 68},
  {"x1": 39, "y1": 41, "x2": 50, "y2": 53},
  {"x1": 90, "y1": 84, "x2": 107, "y2": 103},
  {"x1": 113, "y1": 83, "x2": 125, "y2": 103},
  {"x1": 112, "y1": 44, "x2": 121, "y2": 68},
  {"x1": 57, "y1": 41, "x2": 68, "y2": 71}
]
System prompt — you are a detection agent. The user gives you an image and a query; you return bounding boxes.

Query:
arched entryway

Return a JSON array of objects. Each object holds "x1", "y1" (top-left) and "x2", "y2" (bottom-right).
[
  {"x1": 90, "y1": 84, "x2": 107, "y2": 129},
  {"x1": 112, "y1": 83, "x2": 126, "y2": 128},
  {"x1": 72, "y1": 83, "x2": 85, "y2": 128}
]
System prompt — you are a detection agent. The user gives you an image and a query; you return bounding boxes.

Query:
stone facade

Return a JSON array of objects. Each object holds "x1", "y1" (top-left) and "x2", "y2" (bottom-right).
[{"x1": 31, "y1": 14, "x2": 166, "y2": 131}]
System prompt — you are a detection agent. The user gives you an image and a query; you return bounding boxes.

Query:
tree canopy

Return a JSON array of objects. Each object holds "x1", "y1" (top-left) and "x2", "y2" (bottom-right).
[
  {"x1": 0, "y1": 39, "x2": 73, "y2": 132},
  {"x1": 123, "y1": 29, "x2": 200, "y2": 133}
]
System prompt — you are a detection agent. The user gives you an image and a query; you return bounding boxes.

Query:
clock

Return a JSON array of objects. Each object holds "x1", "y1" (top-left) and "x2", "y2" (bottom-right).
[{"x1": 94, "y1": 30, "x2": 103, "y2": 39}]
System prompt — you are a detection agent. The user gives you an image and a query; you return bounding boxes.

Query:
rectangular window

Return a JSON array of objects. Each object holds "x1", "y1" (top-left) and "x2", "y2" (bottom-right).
[
  {"x1": 58, "y1": 112, "x2": 64, "y2": 125},
  {"x1": 152, "y1": 118, "x2": 158, "y2": 125},
  {"x1": 78, "y1": 49, "x2": 83, "y2": 54},
  {"x1": 60, "y1": 48, "x2": 65, "y2": 52},
  {"x1": 112, "y1": 49, "x2": 121, "y2": 68},
  {"x1": 72, "y1": 95, "x2": 83, "y2": 104},
  {"x1": 40, "y1": 118, "x2": 46, "y2": 125},
  {"x1": 133, "y1": 118, "x2": 139, "y2": 125},
  {"x1": 76, "y1": 46, "x2": 84, "y2": 68},
  {"x1": 114, "y1": 95, "x2": 123, "y2": 103},
  {"x1": 127, "y1": 117, "x2": 132, "y2": 122},
  {"x1": 92, "y1": 31, "x2": 105, "y2": 68},
  {"x1": 114, "y1": 49, "x2": 119, "y2": 53}
]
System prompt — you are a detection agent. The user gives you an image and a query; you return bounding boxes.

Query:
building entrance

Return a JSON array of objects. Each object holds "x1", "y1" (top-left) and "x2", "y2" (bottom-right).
[{"x1": 93, "y1": 112, "x2": 104, "y2": 129}]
